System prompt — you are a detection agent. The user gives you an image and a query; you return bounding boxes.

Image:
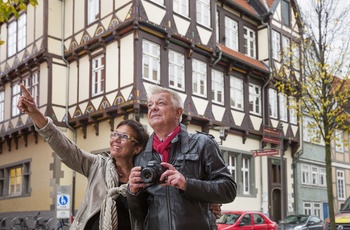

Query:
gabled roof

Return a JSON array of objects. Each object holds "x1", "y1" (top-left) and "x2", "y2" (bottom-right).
[{"x1": 217, "y1": 43, "x2": 269, "y2": 73}]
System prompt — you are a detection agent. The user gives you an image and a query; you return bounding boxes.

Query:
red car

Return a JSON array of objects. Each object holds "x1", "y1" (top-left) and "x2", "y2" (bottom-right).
[{"x1": 216, "y1": 211, "x2": 277, "y2": 230}]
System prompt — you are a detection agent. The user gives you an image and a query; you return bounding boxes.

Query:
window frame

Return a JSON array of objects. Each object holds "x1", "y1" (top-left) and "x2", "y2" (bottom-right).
[
  {"x1": 243, "y1": 26, "x2": 256, "y2": 58},
  {"x1": 230, "y1": 76, "x2": 244, "y2": 111},
  {"x1": 142, "y1": 39, "x2": 160, "y2": 84},
  {"x1": 196, "y1": 0, "x2": 210, "y2": 28},
  {"x1": 336, "y1": 170, "x2": 346, "y2": 200},
  {"x1": 335, "y1": 129, "x2": 344, "y2": 152},
  {"x1": 225, "y1": 16, "x2": 238, "y2": 51},
  {"x1": 272, "y1": 30, "x2": 281, "y2": 61},
  {"x1": 173, "y1": 0, "x2": 189, "y2": 17},
  {"x1": 169, "y1": 50, "x2": 185, "y2": 91},
  {"x1": 281, "y1": 0, "x2": 291, "y2": 27},
  {"x1": 8, "y1": 13, "x2": 26, "y2": 57},
  {"x1": 279, "y1": 93, "x2": 288, "y2": 121},
  {"x1": 0, "y1": 161, "x2": 31, "y2": 198},
  {"x1": 91, "y1": 54, "x2": 105, "y2": 96},
  {"x1": 269, "y1": 88, "x2": 278, "y2": 119},
  {"x1": 249, "y1": 83, "x2": 261, "y2": 115},
  {"x1": 0, "y1": 91, "x2": 4, "y2": 122},
  {"x1": 87, "y1": 0, "x2": 100, "y2": 25},
  {"x1": 12, "y1": 83, "x2": 21, "y2": 117},
  {"x1": 192, "y1": 59, "x2": 207, "y2": 98},
  {"x1": 211, "y1": 69, "x2": 224, "y2": 104}
]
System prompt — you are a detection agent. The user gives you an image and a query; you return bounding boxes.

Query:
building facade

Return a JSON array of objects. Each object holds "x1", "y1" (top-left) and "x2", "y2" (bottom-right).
[{"x1": 0, "y1": 0, "x2": 304, "y2": 224}]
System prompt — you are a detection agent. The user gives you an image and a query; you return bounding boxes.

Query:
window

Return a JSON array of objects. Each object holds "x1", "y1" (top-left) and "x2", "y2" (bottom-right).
[
  {"x1": 272, "y1": 30, "x2": 281, "y2": 61},
  {"x1": 196, "y1": 0, "x2": 210, "y2": 27},
  {"x1": 249, "y1": 83, "x2": 261, "y2": 115},
  {"x1": 31, "y1": 72, "x2": 39, "y2": 106},
  {"x1": 22, "y1": 73, "x2": 39, "y2": 106},
  {"x1": 335, "y1": 129, "x2": 344, "y2": 152},
  {"x1": 92, "y1": 55, "x2": 105, "y2": 96},
  {"x1": 143, "y1": 40, "x2": 160, "y2": 83},
  {"x1": 12, "y1": 84, "x2": 21, "y2": 117},
  {"x1": 303, "y1": 202, "x2": 322, "y2": 219},
  {"x1": 282, "y1": 36, "x2": 291, "y2": 64},
  {"x1": 281, "y1": 0, "x2": 291, "y2": 26},
  {"x1": 224, "y1": 151, "x2": 253, "y2": 196},
  {"x1": 269, "y1": 88, "x2": 278, "y2": 119},
  {"x1": 319, "y1": 168, "x2": 326, "y2": 186},
  {"x1": 225, "y1": 17, "x2": 238, "y2": 51},
  {"x1": 88, "y1": 0, "x2": 99, "y2": 24},
  {"x1": 228, "y1": 155, "x2": 236, "y2": 182},
  {"x1": 173, "y1": 0, "x2": 188, "y2": 17},
  {"x1": 8, "y1": 13, "x2": 26, "y2": 57},
  {"x1": 192, "y1": 59, "x2": 207, "y2": 97},
  {"x1": 289, "y1": 96, "x2": 297, "y2": 124},
  {"x1": 169, "y1": 50, "x2": 185, "y2": 91},
  {"x1": 0, "y1": 162, "x2": 30, "y2": 197},
  {"x1": 301, "y1": 164, "x2": 310, "y2": 184},
  {"x1": 230, "y1": 76, "x2": 243, "y2": 110},
  {"x1": 242, "y1": 156, "x2": 250, "y2": 195},
  {"x1": 303, "y1": 116, "x2": 324, "y2": 145},
  {"x1": 244, "y1": 27, "x2": 256, "y2": 58},
  {"x1": 292, "y1": 43, "x2": 300, "y2": 70},
  {"x1": 279, "y1": 93, "x2": 287, "y2": 121},
  {"x1": 337, "y1": 170, "x2": 346, "y2": 200},
  {"x1": 216, "y1": 11, "x2": 219, "y2": 42},
  {"x1": 211, "y1": 70, "x2": 224, "y2": 104},
  {"x1": 301, "y1": 164, "x2": 326, "y2": 187},
  {"x1": 9, "y1": 167, "x2": 22, "y2": 195},
  {"x1": 311, "y1": 166, "x2": 318, "y2": 185},
  {"x1": 0, "y1": 91, "x2": 4, "y2": 122}
]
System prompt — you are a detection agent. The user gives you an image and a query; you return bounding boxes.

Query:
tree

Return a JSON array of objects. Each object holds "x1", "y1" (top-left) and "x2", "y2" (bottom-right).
[
  {"x1": 276, "y1": 0, "x2": 350, "y2": 229},
  {"x1": 0, "y1": 0, "x2": 38, "y2": 45}
]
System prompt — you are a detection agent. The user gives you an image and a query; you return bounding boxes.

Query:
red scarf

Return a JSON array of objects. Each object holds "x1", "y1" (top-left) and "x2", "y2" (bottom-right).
[{"x1": 152, "y1": 125, "x2": 181, "y2": 162}]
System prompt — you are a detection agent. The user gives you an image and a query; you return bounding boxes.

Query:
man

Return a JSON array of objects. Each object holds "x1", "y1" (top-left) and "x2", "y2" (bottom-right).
[{"x1": 127, "y1": 85, "x2": 237, "y2": 229}]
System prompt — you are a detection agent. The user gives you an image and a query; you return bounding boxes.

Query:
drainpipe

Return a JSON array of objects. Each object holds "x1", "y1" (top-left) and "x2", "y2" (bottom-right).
[
  {"x1": 212, "y1": 45, "x2": 222, "y2": 66},
  {"x1": 260, "y1": 13, "x2": 273, "y2": 216},
  {"x1": 61, "y1": 0, "x2": 77, "y2": 221}
]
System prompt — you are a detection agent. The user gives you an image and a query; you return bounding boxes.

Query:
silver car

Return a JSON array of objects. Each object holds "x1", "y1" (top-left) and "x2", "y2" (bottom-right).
[{"x1": 278, "y1": 215, "x2": 323, "y2": 230}]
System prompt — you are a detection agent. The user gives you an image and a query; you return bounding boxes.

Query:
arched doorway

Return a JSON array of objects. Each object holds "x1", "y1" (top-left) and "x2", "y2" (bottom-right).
[{"x1": 271, "y1": 188, "x2": 281, "y2": 222}]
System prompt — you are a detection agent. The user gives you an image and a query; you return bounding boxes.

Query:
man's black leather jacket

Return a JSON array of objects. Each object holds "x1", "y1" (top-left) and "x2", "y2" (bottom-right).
[{"x1": 127, "y1": 124, "x2": 237, "y2": 230}]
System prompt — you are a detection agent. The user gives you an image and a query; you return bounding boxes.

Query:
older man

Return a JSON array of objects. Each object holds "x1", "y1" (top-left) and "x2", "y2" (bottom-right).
[{"x1": 127, "y1": 85, "x2": 237, "y2": 230}]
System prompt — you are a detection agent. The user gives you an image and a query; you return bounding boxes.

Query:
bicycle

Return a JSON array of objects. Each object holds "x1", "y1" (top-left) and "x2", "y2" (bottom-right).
[
  {"x1": 45, "y1": 218, "x2": 70, "y2": 230},
  {"x1": 10, "y1": 216, "x2": 27, "y2": 230},
  {"x1": 10, "y1": 212, "x2": 48, "y2": 230},
  {"x1": 0, "y1": 217, "x2": 11, "y2": 230}
]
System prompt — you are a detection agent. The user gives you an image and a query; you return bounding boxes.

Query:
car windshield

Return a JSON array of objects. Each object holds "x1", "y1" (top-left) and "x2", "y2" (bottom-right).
[
  {"x1": 216, "y1": 213, "x2": 241, "y2": 224},
  {"x1": 284, "y1": 215, "x2": 308, "y2": 224}
]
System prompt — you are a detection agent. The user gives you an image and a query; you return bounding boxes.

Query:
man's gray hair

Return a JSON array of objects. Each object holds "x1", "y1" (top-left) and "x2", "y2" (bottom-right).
[{"x1": 148, "y1": 85, "x2": 184, "y2": 110}]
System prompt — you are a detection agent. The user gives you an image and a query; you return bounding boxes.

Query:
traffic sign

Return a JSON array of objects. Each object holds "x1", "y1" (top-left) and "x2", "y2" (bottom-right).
[
  {"x1": 57, "y1": 194, "x2": 70, "y2": 210},
  {"x1": 252, "y1": 149, "x2": 279, "y2": 157},
  {"x1": 262, "y1": 126, "x2": 281, "y2": 145}
]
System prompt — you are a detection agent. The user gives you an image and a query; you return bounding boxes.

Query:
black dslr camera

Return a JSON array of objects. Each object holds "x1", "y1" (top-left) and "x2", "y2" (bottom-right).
[{"x1": 141, "y1": 160, "x2": 167, "y2": 184}]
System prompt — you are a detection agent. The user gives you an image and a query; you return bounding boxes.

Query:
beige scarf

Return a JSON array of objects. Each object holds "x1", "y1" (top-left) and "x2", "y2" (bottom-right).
[{"x1": 99, "y1": 157, "x2": 128, "y2": 230}]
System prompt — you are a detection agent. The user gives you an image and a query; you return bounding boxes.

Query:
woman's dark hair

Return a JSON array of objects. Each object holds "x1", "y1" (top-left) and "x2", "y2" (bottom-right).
[{"x1": 117, "y1": 119, "x2": 149, "y2": 150}]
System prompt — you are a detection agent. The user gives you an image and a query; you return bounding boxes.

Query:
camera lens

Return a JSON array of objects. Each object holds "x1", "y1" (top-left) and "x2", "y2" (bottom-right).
[{"x1": 141, "y1": 168, "x2": 156, "y2": 183}]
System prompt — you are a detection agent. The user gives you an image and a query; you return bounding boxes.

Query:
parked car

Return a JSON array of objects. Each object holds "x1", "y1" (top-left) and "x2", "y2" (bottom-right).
[
  {"x1": 216, "y1": 210, "x2": 277, "y2": 230},
  {"x1": 277, "y1": 214, "x2": 323, "y2": 230}
]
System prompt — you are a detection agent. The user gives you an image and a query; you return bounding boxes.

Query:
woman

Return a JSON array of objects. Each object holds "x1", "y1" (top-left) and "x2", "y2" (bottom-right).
[{"x1": 17, "y1": 84, "x2": 149, "y2": 230}]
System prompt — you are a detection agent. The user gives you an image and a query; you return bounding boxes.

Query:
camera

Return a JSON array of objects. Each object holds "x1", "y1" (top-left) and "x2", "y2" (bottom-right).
[{"x1": 141, "y1": 160, "x2": 167, "y2": 184}]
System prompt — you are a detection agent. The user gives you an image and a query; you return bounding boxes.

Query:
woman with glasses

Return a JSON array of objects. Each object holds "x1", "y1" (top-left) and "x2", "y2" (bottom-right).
[{"x1": 17, "y1": 84, "x2": 149, "y2": 230}]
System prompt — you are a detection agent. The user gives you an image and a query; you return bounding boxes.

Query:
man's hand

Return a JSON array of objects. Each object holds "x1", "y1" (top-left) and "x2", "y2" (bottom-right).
[
  {"x1": 160, "y1": 162, "x2": 187, "y2": 191},
  {"x1": 210, "y1": 203, "x2": 222, "y2": 219},
  {"x1": 128, "y1": 166, "x2": 147, "y2": 194}
]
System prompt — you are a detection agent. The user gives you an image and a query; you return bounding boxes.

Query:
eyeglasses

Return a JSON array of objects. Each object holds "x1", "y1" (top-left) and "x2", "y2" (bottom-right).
[{"x1": 110, "y1": 131, "x2": 138, "y2": 143}]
